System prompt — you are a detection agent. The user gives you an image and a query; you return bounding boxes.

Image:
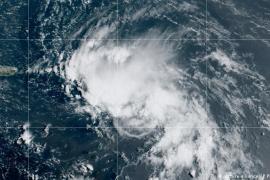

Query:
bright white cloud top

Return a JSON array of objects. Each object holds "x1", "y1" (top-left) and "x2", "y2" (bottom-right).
[{"x1": 61, "y1": 32, "x2": 258, "y2": 179}]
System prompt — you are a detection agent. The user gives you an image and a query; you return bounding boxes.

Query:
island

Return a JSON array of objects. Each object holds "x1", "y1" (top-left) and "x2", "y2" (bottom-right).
[{"x1": 0, "y1": 65, "x2": 18, "y2": 76}]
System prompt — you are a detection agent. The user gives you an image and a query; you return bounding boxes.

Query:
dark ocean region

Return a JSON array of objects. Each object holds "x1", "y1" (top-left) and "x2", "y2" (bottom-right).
[{"x1": 0, "y1": 0, "x2": 270, "y2": 179}]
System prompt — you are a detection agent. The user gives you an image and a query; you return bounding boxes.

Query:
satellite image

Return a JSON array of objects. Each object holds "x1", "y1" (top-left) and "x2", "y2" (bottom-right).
[{"x1": 0, "y1": 0, "x2": 270, "y2": 179}]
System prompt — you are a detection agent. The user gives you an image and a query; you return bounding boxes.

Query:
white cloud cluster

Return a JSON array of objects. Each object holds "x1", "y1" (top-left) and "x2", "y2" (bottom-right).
[
  {"x1": 63, "y1": 35, "x2": 256, "y2": 179},
  {"x1": 65, "y1": 39, "x2": 181, "y2": 131},
  {"x1": 148, "y1": 127, "x2": 255, "y2": 179}
]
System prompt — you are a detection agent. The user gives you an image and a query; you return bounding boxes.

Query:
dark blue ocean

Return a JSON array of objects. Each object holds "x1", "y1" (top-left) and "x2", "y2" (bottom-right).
[{"x1": 0, "y1": 0, "x2": 270, "y2": 179}]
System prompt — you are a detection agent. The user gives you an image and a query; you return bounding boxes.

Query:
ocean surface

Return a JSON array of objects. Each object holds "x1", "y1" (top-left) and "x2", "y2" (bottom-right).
[{"x1": 0, "y1": 0, "x2": 270, "y2": 179}]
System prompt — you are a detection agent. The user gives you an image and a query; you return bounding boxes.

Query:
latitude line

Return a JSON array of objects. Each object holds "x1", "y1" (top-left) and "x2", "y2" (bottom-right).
[
  {"x1": 0, "y1": 126, "x2": 268, "y2": 129},
  {"x1": 0, "y1": 38, "x2": 270, "y2": 41}
]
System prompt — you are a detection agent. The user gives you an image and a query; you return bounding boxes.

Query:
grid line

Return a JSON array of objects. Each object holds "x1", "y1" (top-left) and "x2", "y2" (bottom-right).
[
  {"x1": 27, "y1": 0, "x2": 30, "y2": 178},
  {"x1": 26, "y1": 126, "x2": 270, "y2": 129},
  {"x1": 116, "y1": 0, "x2": 119, "y2": 178},
  {"x1": 0, "y1": 126, "x2": 269, "y2": 129},
  {"x1": 205, "y1": 0, "x2": 208, "y2": 134},
  {"x1": 0, "y1": 38, "x2": 270, "y2": 41}
]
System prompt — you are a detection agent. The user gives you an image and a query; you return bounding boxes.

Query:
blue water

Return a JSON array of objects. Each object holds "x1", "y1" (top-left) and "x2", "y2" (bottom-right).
[{"x1": 0, "y1": 0, "x2": 270, "y2": 179}]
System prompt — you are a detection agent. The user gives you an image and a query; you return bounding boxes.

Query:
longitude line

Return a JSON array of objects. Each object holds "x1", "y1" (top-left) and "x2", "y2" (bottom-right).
[
  {"x1": 27, "y1": 0, "x2": 30, "y2": 179},
  {"x1": 205, "y1": 0, "x2": 208, "y2": 128},
  {"x1": 116, "y1": 0, "x2": 119, "y2": 178}
]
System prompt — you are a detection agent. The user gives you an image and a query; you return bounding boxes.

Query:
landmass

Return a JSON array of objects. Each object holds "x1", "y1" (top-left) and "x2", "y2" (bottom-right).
[{"x1": 0, "y1": 65, "x2": 18, "y2": 76}]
